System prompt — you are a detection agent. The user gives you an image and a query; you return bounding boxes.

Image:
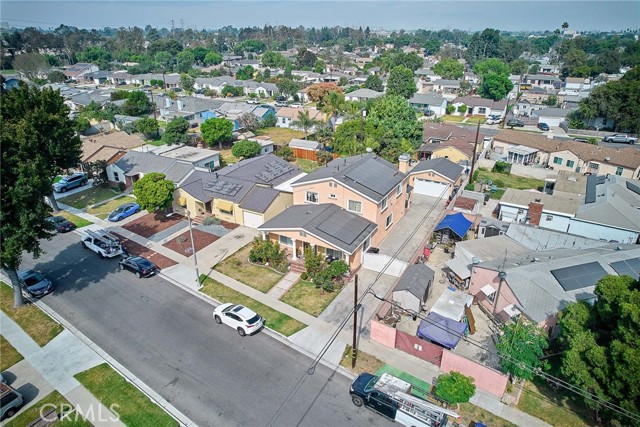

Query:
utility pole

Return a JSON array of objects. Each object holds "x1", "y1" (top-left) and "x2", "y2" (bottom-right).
[
  {"x1": 352, "y1": 274, "x2": 359, "y2": 368},
  {"x1": 469, "y1": 120, "x2": 481, "y2": 181},
  {"x1": 493, "y1": 250, "x2": 508, "y2": 315}
]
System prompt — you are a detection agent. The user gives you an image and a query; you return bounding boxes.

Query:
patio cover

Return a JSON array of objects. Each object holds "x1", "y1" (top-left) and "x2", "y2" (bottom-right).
[
  {"x1": 430, "y1": 288, "x2": 473, "y2": 322},
  {"x1": 417, "y1": 312, "x2": 468, "y2": 349},
  {"x1": 434, "y1": 212, "x2": 473, "y2": 239}
]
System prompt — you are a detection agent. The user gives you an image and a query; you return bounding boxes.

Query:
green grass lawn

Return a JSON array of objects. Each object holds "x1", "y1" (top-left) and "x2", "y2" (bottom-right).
[
  {"x1": 293, "y1": 158, "x2": 322, "y2": 173},
  {"x1": 58, "y1": 186, "x2": 122, "y2": 210},
  {"x1": 86, "y1": 195, "x2": 137, "y2": 219},
  {"x1": 476, "y1": 168, "x2": 545, "y2": 191},
  {"x1": 442, "y1": 114, "x2": 465, "y2": 123},
  {"x1": 340, "y1": 346, "x2": 385, "y2": 376},
  {"x1": 0, "y1": 335, "x2": 23, "y2": 371},
  {"x1": 518, "y1": 378, "x2": 594, "y2": 427},
  {"x1": 255, "y1": 127, "x2": 306, "y2": 144},
  {"x1": 146, "y1": 136, "x2": 166, "y2": 146},
  {"x1": 281, "y1": 280, "x2": 341, "y2": 317},
  {"x1": 466, "y1": 116, "x2": 487, "y2": 124},
  {"x1": 5, "y1": 390, "x2": 91, "y2": 427},
  {"x1": 75, "y1": 363, "x2": 177, "y2": 427},
  {"x1": 56, "y1": 210, "x2": 93, "y2": 228},
  {"x1": 200, "y1": 276, "x2": 306, "y2": 336},
  {"x1": 0, "y1": 282, "x2": 63, "y2": 347},
  {"x1": 213, "y1": 244, "x2": 283, "y2": 292}
]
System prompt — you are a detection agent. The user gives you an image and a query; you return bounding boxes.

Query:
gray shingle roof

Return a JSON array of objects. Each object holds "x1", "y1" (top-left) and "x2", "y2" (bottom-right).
[
  {"x1": 346, "y1": 88, "x2": 384, "y2": 99},
  {"x1": 218, "y1": 154, "x2": 302, "y2": 187},
  {"x1": 394, "y1": 264, "x2": 435, "y2": 299},
  {"x1": 291, "y1": 153, "x2": 405, "y2": 203},
  {"x1": 409, "y1": 158, "x2": 464, "y2": 182},
  {"x1": 409, "y1": 93, "x2": 447, "y2": 106},
  {"x1": 289, "y1": 139, "x2": 322, "y2": 150},
  {"x1": 532, "y1": 107, "x2": 575, "y2": 118},
  {"x1": 115, "y1": 151, "x2": 177, "y2": 176},
  {"x1": 259, "y1": 204, "x2": 376, "y2": 254},
  {"x1": 239, "y1": 186, "x2": 280, "y2": 213}
]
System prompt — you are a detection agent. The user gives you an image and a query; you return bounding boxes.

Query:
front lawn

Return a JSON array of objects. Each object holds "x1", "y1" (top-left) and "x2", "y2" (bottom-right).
[
  {"x1": 200, "y1": 276, "x2": 306, "y2": 336},
  {"x1": 442, "y1": 114, "x2": 465, "y2": 123},
  {"x1": 56, "y1": 210, "x2": 93, "y2": 228},
  {"x1": 58, "y1": 186, "x2": 122, "y2": 210},
  {"x1": 475, "y1": 168, "x2": 545, "y2": 192},
  {"x1": 340, "y1": 346, "x2": 385, "y2": 376},
  {"x1": 293, "y1": 158, "x2": 322, "y2": 173},
  {"x1": 213, "y1": 244, "x2": 283, "y2": 292},
  {"x1": 0, "y1": 283, "x2": 63, "y2": 347},
  {"x1": 281, "y1": 280, "x2": 341, "y2": 317},
  {"x1": 75, "y1": 363, "x2": 177, "y2": 427},
  {"x1": 255, "y1": 127, "x2": 306, "y2": 145},
  {"x1": 466, "y1": 116, "x2": 487, "y2": 124},
  {"x1": 5, "y1": 390, "x2": 91, "y2": 427},
  {"x1": 86, "y1": 195, "x2": 137, "y2": 219},
  {"x1": 518, "y1": 378, "x2": 594, "y2": 427},
  {"x1": 0, "y1": 335, "x2": 23, "y2": 371}
]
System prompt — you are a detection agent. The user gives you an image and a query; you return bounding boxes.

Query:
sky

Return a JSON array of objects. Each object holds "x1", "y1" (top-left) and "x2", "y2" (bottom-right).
[{"x1": 1, "y1": 1, "x2": 639, "y2": 32}]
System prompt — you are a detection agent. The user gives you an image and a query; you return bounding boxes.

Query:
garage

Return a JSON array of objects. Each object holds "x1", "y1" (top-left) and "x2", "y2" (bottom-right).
[
  {"x1": 413, "y1": 178, "x2": 449, "y2": 197},
  {"x1": 242, "y1": 211, "x2": 264, "y2": 228}
]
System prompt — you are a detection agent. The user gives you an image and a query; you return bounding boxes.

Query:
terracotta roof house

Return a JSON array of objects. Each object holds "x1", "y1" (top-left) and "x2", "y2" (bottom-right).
[
  {"x1": 63, "y1": 63, "x2": 99, "y2": 82},
  {"x1": 81, "y1": 131, "x2": 146, "y2": 164}
]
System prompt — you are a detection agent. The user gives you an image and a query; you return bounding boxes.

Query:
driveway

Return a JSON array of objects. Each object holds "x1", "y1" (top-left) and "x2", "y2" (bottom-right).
[
  {"x1": 377, "y1": 194, "x2": 446, "y2": 262},
  {"x1": 52, "y1": 179, "x2": 94, "y2": 200}
]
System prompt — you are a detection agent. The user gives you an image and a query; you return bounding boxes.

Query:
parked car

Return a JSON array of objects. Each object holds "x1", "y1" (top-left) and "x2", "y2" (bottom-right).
[
  {"x1": 52, "y1": 173, "x2": 88, "y2": 193},
  {"x1": 0, "y1": 383, "x2": 24, "y2": 420},
  {"x1": 275, "y1": 95, "x2": 287, "y2": 102},
  {"x1": 574, "y1": 137, "x2": 589, "y2": 143},
  {"x1": 119, "y1": 256, "x2": 159, "y2": 278},
  {"x1": 486, "y1": 115, "x2": 502, "y2": 125},
  {"x1": 507, "y1": 119, "x2": 525, "y2": 128},
  {"x1": 213, "y1": 303, "x2": 264, "y2": 336},
  {"x1": 603, "y1": 134, "x2": 637, "y2": 144},
  {"x1": 18, "y1": 269, "x2": 53, "y2": 298},
  {"x1": 45, "y1": 215, "x2": 76, "y2": 233},
  {"x1": 275, "y1": 101, "x2": 288, "y2": 107},
  {"x1": 246, "y1": 99, "x2": 260, "y2": 104},
  {"x1": 107, "y1": 203, "x2": 141, "y2": 222},
  {"x1": 537, "y1": 122, "x2": 550, "y2": 131},
  {"x1": 289, "y1": 102, "x2": 302, "y2": 108}
]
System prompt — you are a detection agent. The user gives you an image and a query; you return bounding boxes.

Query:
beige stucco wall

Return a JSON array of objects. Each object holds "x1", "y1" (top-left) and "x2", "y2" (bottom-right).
[
  {"x1": 258, "y1": 191, "x2": 293, "y2": 223},
  {"x1": 548, "y1": 150, "x2": 581, "y2": 172},
  {"x1": 431, "y1": 147, "x2": 469, "y2": 165},
  {"x1": 593, "y1": 162, "x2": 636, "y2": 179},
  {"x1": 174, "y1": 188, "x2": 207, "y2": 216}
]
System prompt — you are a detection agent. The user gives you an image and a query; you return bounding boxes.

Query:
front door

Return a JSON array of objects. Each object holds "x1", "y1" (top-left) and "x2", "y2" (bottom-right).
[{"x1": 302, "y1": 242, "x2": 313, "y2": 256}]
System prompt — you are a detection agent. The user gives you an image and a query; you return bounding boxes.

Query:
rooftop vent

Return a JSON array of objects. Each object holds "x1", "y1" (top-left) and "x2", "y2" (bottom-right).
[
  {"x1": 604, "y1": 157, "x2": 611, "y2": 162},
  {"x1": 471, "y1": 257, "x2": 480, "y2": 265}
]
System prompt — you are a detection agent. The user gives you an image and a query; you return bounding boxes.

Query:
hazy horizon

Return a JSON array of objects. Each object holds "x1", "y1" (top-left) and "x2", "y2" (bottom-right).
[{"x1": 1, "y1": 1, "x2": 639, "y2": 33}]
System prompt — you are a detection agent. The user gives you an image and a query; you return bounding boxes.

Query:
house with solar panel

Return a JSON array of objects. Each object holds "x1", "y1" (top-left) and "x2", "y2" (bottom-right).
[
  {"x1": 175, "y1": 154, "x2": 305, "y2": 227},
  {"x1": 258, "y1": 153, "x2": 409, "y2": 271},
  {"x1": 468, "y1": 244, "x2": 640, "y2": 329}
]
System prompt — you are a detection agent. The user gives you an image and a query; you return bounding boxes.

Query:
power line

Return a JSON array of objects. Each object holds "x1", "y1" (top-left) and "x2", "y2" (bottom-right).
[{"x1": 265, "y1": 179, "x2": 453, "y2": 427}]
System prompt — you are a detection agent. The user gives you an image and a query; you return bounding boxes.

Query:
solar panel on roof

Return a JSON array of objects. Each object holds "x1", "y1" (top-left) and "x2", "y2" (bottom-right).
[
  {"x1": 550, "y1": 261, "x2": 608, "y2": 291},
  {"x1": 610, "y1": 258, "x2": 640, "y2": 278},
  {"x1": 255, "y1": 161, "x2": 295, "y2": 183},
  {"x1": 316, "y1": 215, "x2": 369, "y2": 245},
  {"x1": 345, "y1": 160, "x2": 396, "y2": 197},
  {"x1": 205, "y1": 179, "x2": 243, "y2": 196}
]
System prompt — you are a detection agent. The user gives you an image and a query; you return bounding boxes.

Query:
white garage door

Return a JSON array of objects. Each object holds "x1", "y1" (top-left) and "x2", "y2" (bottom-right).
[
  {"x1": 243, "y1": 211, "x2": 264, "y2": 228},
  {"x1": 413, "y1": 178, "x2": 449, "y2": 197}
]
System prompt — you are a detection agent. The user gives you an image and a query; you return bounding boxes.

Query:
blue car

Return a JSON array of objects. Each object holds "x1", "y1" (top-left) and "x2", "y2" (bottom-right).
[{"x1": 108, "y1": 203, "x2": 141, "y2": 222}]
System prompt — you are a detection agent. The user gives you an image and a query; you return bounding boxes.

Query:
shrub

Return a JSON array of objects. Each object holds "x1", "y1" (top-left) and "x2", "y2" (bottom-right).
[
  {"x1": 457, "y1": 104, "x2": 467, "y2": 114},
  {"x1": 492, "y1": 161, "x2": 511, "y2": 175},
  {"x1": 446, "y1": 105, "x2": 455, "y2": 114},
  {"x1": 202, "y1": 216, "x2": 221, "y2": 226},
  {"x1": 464, "y1": 183, "x2": 475, "y2": 191},
  {"x1": 493, "y1": 179, "x2": 505, "y2": 188},
  {"x1": 300, "y1": 272, "x2": 309, "y2": 281},
  {"x1": 315, "y1": 260, "x2": 348, "y2": 292},
  {"x1": 435, "y1": 372, "x2": 476, "y2": 405},
  {"x1": 117, "y1": 182, "x2": 126, "y2": 192},
  {"x1": 249, "y1": 238, "x2": 287, "y2": 271},
  {"x1": 276, "y1": 146, "x2": 294, "y2": 161}
]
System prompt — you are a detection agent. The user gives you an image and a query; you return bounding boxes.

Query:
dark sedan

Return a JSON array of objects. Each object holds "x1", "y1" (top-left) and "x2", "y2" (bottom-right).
[
  {"x1": 119, "y1": 256, "x2": 159, "y2": 278},
  {"x1": 108, "y1": 203, "x2": 141, "y2": 222},
  {"x1": 45, "y1": 216, "x2": 76, "y2": 233},
  {"x1": 537, "y1": 122, "x2": 550, "y2": 131},
  {"x1": 18, "y1": 270, "x2": 53, "y2": 297}
]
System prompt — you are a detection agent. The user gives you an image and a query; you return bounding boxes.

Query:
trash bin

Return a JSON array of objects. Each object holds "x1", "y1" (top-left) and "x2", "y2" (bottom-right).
[{"x1": 367, "y1": 247, "x2": 379, "y2": 254}]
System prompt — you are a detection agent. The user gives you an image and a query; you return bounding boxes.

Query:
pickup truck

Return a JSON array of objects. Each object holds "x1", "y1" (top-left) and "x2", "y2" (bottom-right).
[
  {"x1": 603, "y1": 134, "x2": 637, "y2": 144},
  {"x1": 350, "y1": 372, "x2": 458, "y2": 427},
  {"x1": 81, "y1": 230, "x2": 124, "y2": 258}
]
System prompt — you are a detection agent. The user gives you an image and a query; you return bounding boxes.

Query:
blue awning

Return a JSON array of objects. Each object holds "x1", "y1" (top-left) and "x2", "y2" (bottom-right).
[
  {"x1": 434, "y1": 212, "x2": 472, "y2": 239},
  {"x1": 417, "y1": 312, "x2": 468, "y2": 349}
]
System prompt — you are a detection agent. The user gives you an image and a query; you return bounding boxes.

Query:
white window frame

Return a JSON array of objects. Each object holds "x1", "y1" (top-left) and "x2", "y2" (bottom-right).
[
  {"x1": 329, "y1": 194, "x2": 337, "y2": 199},
  {"x1": 347, "y1": 199, "x2": 362, "y2": 214},
  {"x1": 305, "y1": 191, "x2": 319, "y2": 204},
  {"x1": 380, "y1": 196, "x2": 388, "y2": 212},
  {"x1": 385, "y1": 213, "x2": 393, "y2": 229},
  {"x1": 113, "y1": 171, "x2": 120, "y2": 182},
  {"x1": 396, "y1": 184, "x2": 402, "y2": 197},
  {"x1": 279, "y1": 235, "x2": 293, "y2": 246},
  {"x1": 553, "y1": 156, "x2": 562, "y2": 165},
  {"x1": 615, "y1": 166, "x2": 623, "y2": 176}
]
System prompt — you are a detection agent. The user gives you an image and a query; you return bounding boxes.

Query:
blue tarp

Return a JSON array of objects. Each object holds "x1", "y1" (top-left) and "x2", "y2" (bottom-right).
[
  {"x1": 434, "y1": 212, "x2": 473, "y2": 239},
  {"x1": 417, "y1": 312, "x2": 468, "y2": 349}
]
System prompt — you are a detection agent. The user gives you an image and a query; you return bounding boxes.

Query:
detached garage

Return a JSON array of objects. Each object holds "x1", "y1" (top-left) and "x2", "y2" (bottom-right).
[
  {"x1": 392, "y1": 264, "x2": 435, "y2": 314},
  {"x1": 407, "y1": 158, "x2": 464, "y2": 199},
  {"x1": 414, "y1": 178, "x2": 450, "y2": 197}
]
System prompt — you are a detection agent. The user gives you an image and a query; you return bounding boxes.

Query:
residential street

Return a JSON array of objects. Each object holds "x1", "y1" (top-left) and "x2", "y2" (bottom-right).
[{"x1": 21, "y1": 232, "x2": 393, "y2": 427}]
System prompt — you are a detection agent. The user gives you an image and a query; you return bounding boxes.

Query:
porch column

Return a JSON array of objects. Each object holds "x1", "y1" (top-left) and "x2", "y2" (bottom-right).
[
  {"x1": 292, "y1": 238, "x2": 298, "y2": 260},
  {"x1": 261, "y1": 231, "x2": 267, "y2": 241},
  {"x1": 310, "y1": 243, "x2": 316, "y2": 254}
]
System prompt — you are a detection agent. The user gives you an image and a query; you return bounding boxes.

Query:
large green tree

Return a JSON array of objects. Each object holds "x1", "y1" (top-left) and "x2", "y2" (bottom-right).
[
  {"x1": 201, "y1": 117, "x2": 233, "y2": 149},
  {"x1": 364, "y1": 75, "x2": 383, "y2": 92},
  {"x1": 478, "y1": 74, "x2": 513, "y2": 100},
  {"x1": 162, "y1": 117, "x2": 190, "y2": 145},
  {"x1": 121, "y1": 91, "x2": 152, "y2": 117},
  {"x1": 473, "y1": 58, "x2": 510, "y2": 78},
  {"x1": 433, "y1": 58, "x2": 464, "y2": 80},
  {"x1": 367, "y1": 95, "x2": 422, "y2": 160},
  {"x1": 496, "y1": 318, "x2": 549, "y2": 380},
  {"x1": 557, "y1": 275, "x2": 640, "y2": 424},
  {"x1": 133, "y1": 172, "x2": 174, "y2": 212},
  {"x1": 435, "y1": 372, "x2": 476, "y2": 406},
  {"x1": 231, "y1": 140, "x2": 261, "y2": 159},
  {"x1": 386, "y1": 65, "x2": 416, "y2": 99},
  {"x1": 133, "y1": 117, "x2": 159, "y2": 138},
  {"x1": 276, "y1": 78, "x2": 299, "y2": 98},
  {"x1": 1, "y1": 82, "x2": 82, "y2": 306}
]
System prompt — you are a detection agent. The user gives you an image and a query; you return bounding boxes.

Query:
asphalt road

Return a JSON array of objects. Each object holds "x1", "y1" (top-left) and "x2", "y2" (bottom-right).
[{"x1": 22, "y1": 233, "x2": 393, "y2": 427}]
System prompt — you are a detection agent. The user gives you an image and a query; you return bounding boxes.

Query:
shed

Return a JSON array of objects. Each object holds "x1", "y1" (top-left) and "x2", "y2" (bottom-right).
[
  {"x1": 434, "y1": 212, "x2": 473, "y2": 243},
  {"x1": 289, "y1": 138, "x2": 323, "y2": 161},
  {"x1": 392, "y1": 264, "x2": 435, "y2": 313},
  {"x1": 430, "y1": 288, "x2": 473, "y2": 322},
  {"x1": 417, "y1": 312, "x2": 468, "y2": 349}
]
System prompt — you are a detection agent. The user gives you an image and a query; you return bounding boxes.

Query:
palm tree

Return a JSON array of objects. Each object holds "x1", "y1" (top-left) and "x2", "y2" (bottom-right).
[
  {"x1": 561, "y1": 22, "x2": 569, "y2": 31},
  {"x1": 321, "y1": 91, "x2": 345, "y2": 127},
  {"x1": 291, "y1": 109, "x2": 319, "y2": 140}
]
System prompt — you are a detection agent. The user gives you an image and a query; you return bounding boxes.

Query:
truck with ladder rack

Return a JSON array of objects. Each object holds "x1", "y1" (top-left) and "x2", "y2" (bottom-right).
[
  {"x1": 350, "y1": 372, "x2": 459, "y2": 427},
  {"x1": 81, "y1": 229, "x2": 124, "y2": 258}
]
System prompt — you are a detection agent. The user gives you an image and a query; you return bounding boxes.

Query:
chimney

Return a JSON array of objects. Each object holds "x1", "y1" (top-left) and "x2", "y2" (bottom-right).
[
  {"x1": 528, "y1": 199, "x2": 544, "y2": 226},
  {"x1": 398, "y1": 153, "x2": 411, "y2": 174},
  {"x1": 165, "y1": 97, "x2": 171, "y2": 108},
  {"x1": 177, "y1": 100, "x2": 184, "y2": 111}
]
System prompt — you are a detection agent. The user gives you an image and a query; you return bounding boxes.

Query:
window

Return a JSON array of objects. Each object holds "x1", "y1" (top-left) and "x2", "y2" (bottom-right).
[
  {"x1": 380, "y1": 196, "x2": 388, "y2": 212},
  {"x1": 113, "y1": 172, "x2": 120, "y2": 182},
  {"x1": 299, "y1": 231, "x2": 307, "y2": 237},
  {"x1": 478, "y1": 107, "x2": 487, "y2": 114},
  {"x1": 616, "y1": 166, "x2": 624, "y2": 176},
  {"x1": 279, "y1": 236, "x2": 293, "y2": 246},
  {"x1": 589, "y1": 162, "x2": 599, "y2": 170},
  {"x1": 546, "y1": 215, "x2": 553, "y2": 221},
  {"x1": 347, "y1": 200, "x2": 362, "y2": 214},
  {"x1": 305, "y1": 191, "x2": 318, "y2": 204},
  {"x1": 566, "y1": 160, "x2": 574, "y2": 168},
  {"x1": 396, "y1": 184, "x2": 402, "y2": 197},
  {"x1": 329, "y1": 181, "x2": 337, "y2": 188},
  {"x1": 385, "y1": 213, "x2": 393, "y2": 228},
  {"x1": 326, "y1": 248, "x2": 342, "y2": 259},
  {"x1": 485, "y1": 289, "x2": 496, "y2": 303},
  {"x1": 329, "y1": 194, "x2": 337, "y2": 199},
  {"x1": 553, "y1": 157, "x2": 562, "y2": 165}
]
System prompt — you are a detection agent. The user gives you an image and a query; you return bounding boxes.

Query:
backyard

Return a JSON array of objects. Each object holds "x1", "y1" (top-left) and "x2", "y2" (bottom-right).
[
  {"x1": 475, "y1": 167, "x2": 545, "y2": 191},
  {"x1": 213, "y1": 244, "x2": 283, "y2": 292},
  {"x1": 518, "y1": 378, "x2": 595, "y2": 427},
  {"x1": 293, "y1": 158, "x2": 322, "y2": 173},
  {"x1": 255, "y1": 127, "x2": 306, "y2": 144},
  {"x1": 199, "y1": 276, "x2": 306, "y2": 336},
  {"x1": 57, "y1": 186, "x2": 123, "y2": 210},
  {"x1": 280, "y1": 280, "x2": 342, "y2": 317}
]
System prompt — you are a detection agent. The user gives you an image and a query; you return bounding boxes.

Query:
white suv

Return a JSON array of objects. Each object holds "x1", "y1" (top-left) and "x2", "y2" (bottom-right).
[{"x1": 213, "y1": 303, "x2": 264, "y2": 336}]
